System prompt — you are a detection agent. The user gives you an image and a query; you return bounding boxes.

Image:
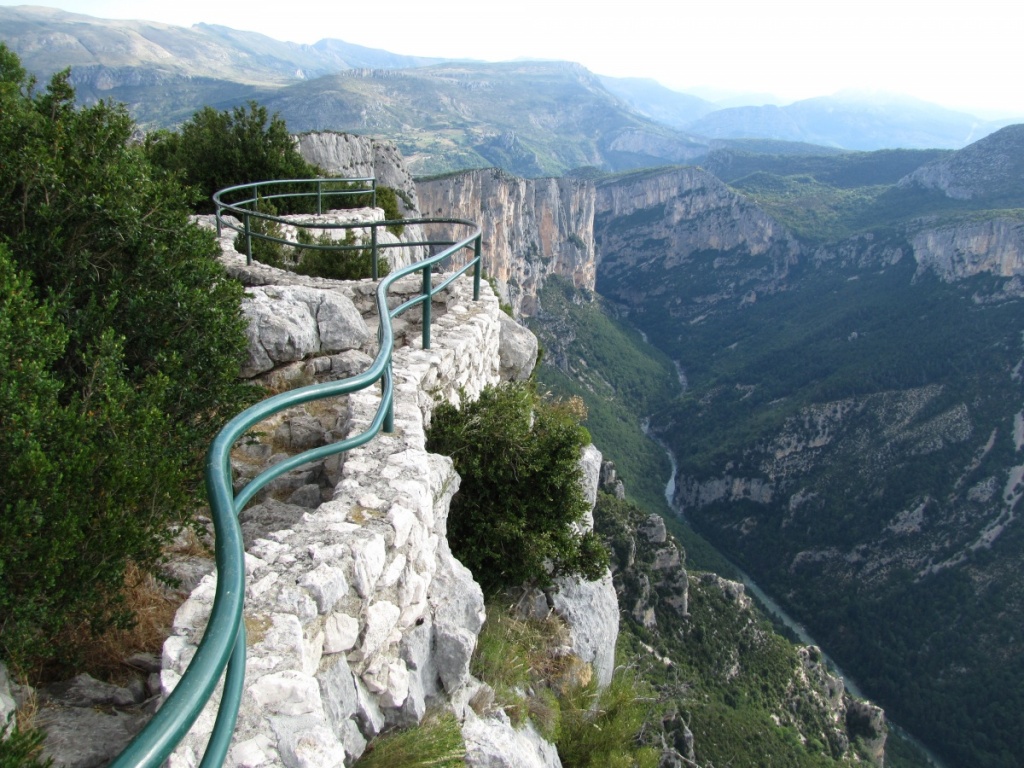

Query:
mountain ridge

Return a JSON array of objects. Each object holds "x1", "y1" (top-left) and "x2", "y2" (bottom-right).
[{"x1": 0, "y1": 5, "x2": 1011, "y2": 167}]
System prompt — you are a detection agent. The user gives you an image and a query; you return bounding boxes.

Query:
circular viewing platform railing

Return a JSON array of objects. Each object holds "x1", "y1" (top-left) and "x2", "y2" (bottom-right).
[{"x1": 110, "y1": 178, "x2": 483, "y2": 768}]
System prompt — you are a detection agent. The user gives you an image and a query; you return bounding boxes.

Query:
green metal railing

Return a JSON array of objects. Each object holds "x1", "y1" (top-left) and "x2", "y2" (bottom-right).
[{"x1": 110, "y1": 179, "x2": 482, "y2": 768}]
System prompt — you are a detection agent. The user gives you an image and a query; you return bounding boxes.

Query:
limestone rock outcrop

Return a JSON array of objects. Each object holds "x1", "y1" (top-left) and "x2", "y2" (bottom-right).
[
  {"x1": 910, "y1": 217, "x2": 1024, "y2": 282},
  {"x1": 417, "y1": 169, "x2": 597, "y2": 317},
  {"x1": 240, "y1": 285, "x2": 369, "y2": 377},
  {"x1": 497, "y1": 312, "x2": 539, "y2": 381},
  {"x1": 462, "y1": 713, "x2": 562, "y2": 768},
  {"x1": 594, "y1": 166, "x2": 801, "y2": 314},
  {"x1": 296, "y1": 132, "x2": 420, "y2": 217},
  {"x1": 899, "y1": 124, "x2": 1024, "y2": 201}
]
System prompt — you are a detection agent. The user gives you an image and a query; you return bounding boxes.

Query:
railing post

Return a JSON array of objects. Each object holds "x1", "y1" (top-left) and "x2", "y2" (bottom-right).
[
  {"x1": 422, "y1": 264, "x2": 432, "y2": 350},
  {"x1": 317, "y1": 178, "x2": 323, "y2": 215},
  {"x1": 371, "y1": 226, "x2": 379, "y2": 281},
  {"x1": 243, "y1": 212, "x2": 253, "y2": 266},
  {"x1": 473, "y1": 235, "x2": 482, "y2": 301},
  {"x1": 383, "y1": 364, "x2": 394, "y2": 434}
]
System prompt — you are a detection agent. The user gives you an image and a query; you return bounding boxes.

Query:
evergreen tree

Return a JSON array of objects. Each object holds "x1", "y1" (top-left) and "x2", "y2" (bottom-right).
[{"x1": 0, "y1": 44, "x2": 255, "y2": 671}]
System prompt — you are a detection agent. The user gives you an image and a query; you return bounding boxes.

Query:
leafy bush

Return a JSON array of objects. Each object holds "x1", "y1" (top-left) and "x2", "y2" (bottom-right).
[
  {"x1": 426, "y1": 382, "x2": 608, "y2": 593},
  {"x1": 231, "y1": 199, "x2": 290, "y2": 267},
  {"x1": 234, "y1": 221, "x2": 391, "y2": 280},
  {"x1": 0, "y1": 45, "x2": 255, "y2": 671},
  {"x1": 145, "y1": 101, "x2": 320, "y2": 213},
  {"x1": 293, "y1": 229, "x2": 390, "y2": 280}
]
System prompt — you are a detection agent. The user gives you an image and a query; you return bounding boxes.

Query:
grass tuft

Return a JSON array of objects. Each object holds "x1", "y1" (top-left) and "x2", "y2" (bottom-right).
[{"x1": 353, "y1": 710, "x2": 465, "y2": 768}]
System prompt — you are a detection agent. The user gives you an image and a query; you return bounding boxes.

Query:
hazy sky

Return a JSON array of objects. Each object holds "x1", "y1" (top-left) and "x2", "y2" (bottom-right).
[{"x1": 5, "y1": 0, "x2": 1023, "y2": 116}]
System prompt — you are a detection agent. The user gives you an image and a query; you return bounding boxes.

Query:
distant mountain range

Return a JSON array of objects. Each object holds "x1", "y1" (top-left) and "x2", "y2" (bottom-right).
[{"x1": 1, "y1": 5, "x2": 1020, "y2": 174}]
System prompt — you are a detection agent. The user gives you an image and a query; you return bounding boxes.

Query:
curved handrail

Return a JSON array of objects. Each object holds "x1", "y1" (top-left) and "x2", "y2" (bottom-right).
[{"x1": 110, "y1": 180, "x2": 483, "y2": 768}]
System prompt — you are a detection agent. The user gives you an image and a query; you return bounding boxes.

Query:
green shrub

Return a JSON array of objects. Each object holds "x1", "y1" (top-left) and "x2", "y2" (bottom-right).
[
  {"x1": 293, "y1": 229, "x2": 390, "y2": 280},
  {"x1": 0, "y1": 45, "x2": 255, "y2": 671},
  {"x1": 375, "y1": 185, "x2": 406, "y2": 236},
  {"x1": 145, "y1": 101, "x2": 320, "y2": 213},
  {"x1": 232, "y1": 199, "x2": 291, "y2": 267},
  {"x1": 426, "y1": 382, "x2": 608, "y2": 593},
  {"x1": 0, "y1": 715, "x2": 52, "y2": 768}
]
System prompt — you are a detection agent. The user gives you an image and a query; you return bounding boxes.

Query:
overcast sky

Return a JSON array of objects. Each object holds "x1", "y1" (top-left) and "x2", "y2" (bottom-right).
[{"x1": 5, "y1": 0, "x2": 1023, "y2": 117}]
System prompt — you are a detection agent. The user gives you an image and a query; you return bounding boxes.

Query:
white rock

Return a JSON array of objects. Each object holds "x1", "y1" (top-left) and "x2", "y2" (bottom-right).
[
  {"x1": 260, "y1": 614, "x2": 305, "y2": 667},
  {"x1": 381, "y1": 554, "x2": 407, "y2": 588},
  {"x1": 228, "y1": 735, "x2": 274, "y2": 767},
  {"x1": 249, "y1": 671, "x2": 322, "y2": 717},
  {"x1": 577, "y1": 444, "x2": 603, "y2": 525},
  {"x1": 462, "y1": 711, "x2": 562, "y2": 768},
  {"x1": 362, "y1": 601, "x2": 401, "y2": 659},
  {"x1": 277, "y1": 723, "x2": 348, "y2": 768},
  {"x1": 380, "y1": 660, "x2": 410, "y2": 708},
  {"x1": 429, "y1": 546, "x2": 484, "y2": 693},
  {"x1": 350, "y1": 534, "x2": 387, "y2": 598},
  {"x1": 323, "y1": 613, "x2": 360, "y2": 654},
  {"x1": 299, "y1": 563, "x2": 349, "y2": 614},
  {"x1": 551, "y1": 568, "x2": 619, "y2": 687},
  {"x1": 387, "y1": 504, "x2": 418, "y2": 548},
  {"x1": 275, "y1": 585, "x2": 319, "y2": 623},
  {"x1": 497, "y1": 312, "x2": 539, "y2": 381},
  {"x1": 0, "y1": 663, "x2": 16, "y2": 738}
]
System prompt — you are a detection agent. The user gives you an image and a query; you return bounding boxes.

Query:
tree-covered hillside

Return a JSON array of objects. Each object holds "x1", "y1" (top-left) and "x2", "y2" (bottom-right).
[{"x1": 590, "y1": 135, "x2": 1024, "y2": 768}]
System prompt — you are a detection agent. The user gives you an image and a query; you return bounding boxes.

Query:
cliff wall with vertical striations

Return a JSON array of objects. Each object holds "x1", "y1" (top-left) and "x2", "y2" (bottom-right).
[{"x1": 416, "y1": 168, "x2": 596, "y2": 317}]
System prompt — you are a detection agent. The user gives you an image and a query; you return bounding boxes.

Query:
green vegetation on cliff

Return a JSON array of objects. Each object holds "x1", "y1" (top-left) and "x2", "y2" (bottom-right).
[
  {"x1": 597, "y1": 493, "x2": 886, "y2": 767},
  {"x1": 426, "y1": 381, "x2": 608, "y2": 593},
  {"x1": 0, "y1": 46, "x2": 254, "y2": 671},
  {"x1": 530, "y1": 276, "x2": 676, "y2": 514}
]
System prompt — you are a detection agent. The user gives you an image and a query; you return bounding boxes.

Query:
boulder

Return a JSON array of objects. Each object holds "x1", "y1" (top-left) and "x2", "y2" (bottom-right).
[
  {"x1": 462, "y1": 711, "x2": 562, "y2": 768},
  {"x1": 241, "y1": 285, "x2": 369, "y2": 377},
  {"x1": 497, "y1": 313, "x2": 539, "y2": 381},
  {"x1": 550, "y1": 569, "x2": 620, "y2": 687}
]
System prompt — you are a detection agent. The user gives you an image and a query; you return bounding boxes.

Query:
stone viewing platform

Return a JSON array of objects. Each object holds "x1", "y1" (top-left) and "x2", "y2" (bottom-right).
[{"x1": 157, "y1": 214, "x2": 609, "y2": 767}]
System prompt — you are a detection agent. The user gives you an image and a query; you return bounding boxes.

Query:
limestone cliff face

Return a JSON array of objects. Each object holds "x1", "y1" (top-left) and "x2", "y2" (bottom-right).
[
  {"x1": 602, "y1": 128, "x2": 707, "y2": 164},
  {"x1": 416, "y1": 168, "x2": 596, "y2": 316},
  {"x1": 296, "y1": 132, "x2": 420, "y2": 217},
  {"x1": 596, "y1": 166, "x2": 800, "y2": 276},
  {"x1": 593, "y1": 166, "x2": 802, "y2": 319},
  {"x1": 910, "y1": 217, "x2": 1024, "y2": 282}
]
